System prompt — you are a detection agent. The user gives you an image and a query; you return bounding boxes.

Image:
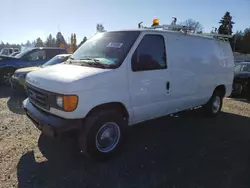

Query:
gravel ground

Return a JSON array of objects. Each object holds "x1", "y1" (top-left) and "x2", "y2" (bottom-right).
[{"x1": 0, "y1": 87, "x2": 250, "y2": 188}]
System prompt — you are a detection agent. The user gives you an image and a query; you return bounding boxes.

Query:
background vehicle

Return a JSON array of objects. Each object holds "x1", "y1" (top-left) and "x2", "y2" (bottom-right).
[
  {"x1": 0, "y1": 47, "x2": 68, "y2": 85},
  {"x1": 0, "y1": 48, "x2": 19, "y2": 56},
  {"x1": 11, "y1": 54, "x2": 71, "y2": 93},
  {"x1": 9, "y1": 51, "x2": 20, "y2": 57},
  {"x1": 23, "y1": 20, "x2": 234, "y2": 161},
  {"x1": 231, "y1": 61, "x2": 250, "y2": 99}
]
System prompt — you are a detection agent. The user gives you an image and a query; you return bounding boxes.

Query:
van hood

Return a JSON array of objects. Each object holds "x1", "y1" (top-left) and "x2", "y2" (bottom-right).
[{"x1": 26, "y1": 64, "x2": 112, "y2": 93}]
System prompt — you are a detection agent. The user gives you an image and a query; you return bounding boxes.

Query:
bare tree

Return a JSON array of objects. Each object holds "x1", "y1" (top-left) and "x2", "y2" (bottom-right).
[{"x1": 179, "y1": 19, "x2": 203, "y2": 33}]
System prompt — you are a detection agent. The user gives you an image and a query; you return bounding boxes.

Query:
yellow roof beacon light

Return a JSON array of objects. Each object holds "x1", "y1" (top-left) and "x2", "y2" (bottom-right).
[{"x1": 152, "y1": 19, "x2": 160, "y2": 27}]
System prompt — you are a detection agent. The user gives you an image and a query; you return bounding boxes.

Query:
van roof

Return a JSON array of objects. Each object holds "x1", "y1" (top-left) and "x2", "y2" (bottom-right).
[{"x1": 106, "y1": 28, "x2": 231, "y2": 42}]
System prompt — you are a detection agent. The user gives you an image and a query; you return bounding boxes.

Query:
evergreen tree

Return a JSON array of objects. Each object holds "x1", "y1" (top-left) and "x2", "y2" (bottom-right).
[
  {"x1": 242, "y1": 28, "x2": 250, "y2": 54},
  {"x1": 218, "y1": 11, "x2": 235, "y2": 35},
  {"x1": 70, "y1": 34, "x2": 73, "y2": 48},
  {"x1": 56, "y1": 32, "x2": 67, "y2": 47},
  {"x1": 73, "y1": 33, "x2": 77, "y2": 47},
  {"x1": 70, "y1": 33, "x2": 77, "y2": 53},
  {"x1": 35, "y1": 37, "x2": 44, "y2": 47},
  {"x1": 31, "y1": 40, "x2": 36, "y2": 47},
  {"x1": 26, "y1": 40, "x2": 31, "y2": 46},
  {"x1": 45, "y1": 34, "x2": 56, "y2": 47},
  {"x1": 52, "y1": 37, "x2": 56, "y2": 47},
  {"x1": 78, "y1": 36, "x2": 87, "y2": 48}
]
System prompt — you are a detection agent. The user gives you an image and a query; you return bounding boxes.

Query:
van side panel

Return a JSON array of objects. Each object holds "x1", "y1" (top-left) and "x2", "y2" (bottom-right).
[
  {"x1": 167, "y1": 33, "x2": 234, "y2": 112},
  {"x1": 218, "y1": 41, "x2": 234, "y2": 96},
  {"x1": 166, "y1": 34, "x2": 209, "y2": 112},
  {"x1": 208, "y1": 40, "x2": 234, "y2": 97}
]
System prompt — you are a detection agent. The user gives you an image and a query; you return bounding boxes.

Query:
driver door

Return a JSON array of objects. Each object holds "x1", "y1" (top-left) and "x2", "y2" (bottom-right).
[{"x1": 128, "y1": 34, "x2": 171, "y2": 124}]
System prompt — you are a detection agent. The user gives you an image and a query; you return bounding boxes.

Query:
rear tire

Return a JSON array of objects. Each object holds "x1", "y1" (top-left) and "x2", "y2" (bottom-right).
[
  {"x1": 231, "y1": 82, "x2": 243, "y2": 97},
  {"x1": 202, "y1": 90, "x2": 223, "y2": 117},
  {"x1": 78, "y1": 109, "x2": 128, "y2": 161}
]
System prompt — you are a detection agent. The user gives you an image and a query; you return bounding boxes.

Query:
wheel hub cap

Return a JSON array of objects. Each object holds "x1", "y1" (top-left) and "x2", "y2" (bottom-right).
[
  {"x1": 95, "y1": 122, "x2": 120, "y2": 153},
  {"x1": 212, "y1": 96, "x2": 221, "y2": 113}
]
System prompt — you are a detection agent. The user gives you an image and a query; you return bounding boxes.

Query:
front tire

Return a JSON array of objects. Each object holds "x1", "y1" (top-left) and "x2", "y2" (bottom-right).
[
  {"x1": 202, "y1": 90, "x2": 223, "y2": 117},
  {"x1": 78, "y1": 109, "x2": 128, "y2": 161}
]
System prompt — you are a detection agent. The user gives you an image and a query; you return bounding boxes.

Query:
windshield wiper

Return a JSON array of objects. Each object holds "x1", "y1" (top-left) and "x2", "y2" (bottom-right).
[
  {"x1": 79, "y1": 58, "x2": 100, "y2": 62},
  {"x1": 78, "y1": 58, "x2": 110, "y2": 68},
  {"x1": 87, "y1": 61, "x2": 109, "y2": 69},
  {"x1": 69, "y1": 58, "x2": 111, "y2": 69}
]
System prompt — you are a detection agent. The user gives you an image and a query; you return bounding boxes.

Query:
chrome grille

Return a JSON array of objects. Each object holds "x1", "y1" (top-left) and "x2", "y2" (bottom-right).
[{"x1": 26, "y1": 83, "x2": 49, "y2": 110}]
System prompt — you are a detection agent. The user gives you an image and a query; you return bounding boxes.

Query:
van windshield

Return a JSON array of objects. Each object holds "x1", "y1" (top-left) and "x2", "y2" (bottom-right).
[{"x1": 69, "y1": 31, "x2": 140, "y2": 69}]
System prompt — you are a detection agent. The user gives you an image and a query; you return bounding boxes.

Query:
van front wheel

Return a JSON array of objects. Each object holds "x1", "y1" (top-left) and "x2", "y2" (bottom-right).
[
  {"x1": 78, "y1": 110, "x2": 127, "y2": 161},
  {"x1": 202, "y1": 91, "x2": 223, "y2": 117}
]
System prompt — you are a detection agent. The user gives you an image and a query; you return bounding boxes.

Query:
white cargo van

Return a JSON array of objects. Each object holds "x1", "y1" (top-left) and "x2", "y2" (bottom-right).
[{"x1": 23, "y1": 20, "x2": 234, "y2": 160}]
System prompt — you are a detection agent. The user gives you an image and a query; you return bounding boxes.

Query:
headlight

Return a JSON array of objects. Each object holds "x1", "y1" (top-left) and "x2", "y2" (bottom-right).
[
  {"x1": 56, "y1": 95, "x2": 78, "y2": 112},
  {"x1": 56, "y1": 96, "x2": 63, "y2": 108}
]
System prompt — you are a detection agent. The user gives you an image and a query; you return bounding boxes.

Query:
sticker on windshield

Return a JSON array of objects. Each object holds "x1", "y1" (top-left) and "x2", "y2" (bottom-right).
[{"x1": 107, "y1": 42, "x2": 123, "y2": 48}]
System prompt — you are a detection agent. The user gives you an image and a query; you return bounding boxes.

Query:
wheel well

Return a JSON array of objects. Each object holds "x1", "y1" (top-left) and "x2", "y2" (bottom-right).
[
  {"x1": 87, "y1": 102, "x2": 129, "y2": 119},
  {"x1": 0, "y1": 67, "x2": 16, "y2": 74},
  {"x1": 214, "y1": 85, "x2": 226, "y2": 97}
]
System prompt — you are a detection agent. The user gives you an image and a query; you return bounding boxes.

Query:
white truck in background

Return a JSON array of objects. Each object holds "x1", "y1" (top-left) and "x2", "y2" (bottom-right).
[{"x1": 23, "y1": 19, "x2": 234, "y2": 161}]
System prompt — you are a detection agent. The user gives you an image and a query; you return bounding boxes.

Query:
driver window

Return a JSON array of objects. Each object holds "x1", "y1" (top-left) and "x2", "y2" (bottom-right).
[
  {"x1": 131, "y1": 34, "x2": 167, "y2": 72},
  {"x1": 27, "y1": 50, "x2": 46, "y2": 61}
]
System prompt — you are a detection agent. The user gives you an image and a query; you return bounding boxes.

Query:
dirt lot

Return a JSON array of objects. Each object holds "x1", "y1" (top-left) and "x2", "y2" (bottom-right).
[{"x1": 0, "y1": 87, "x2": 250, "y2": 188}]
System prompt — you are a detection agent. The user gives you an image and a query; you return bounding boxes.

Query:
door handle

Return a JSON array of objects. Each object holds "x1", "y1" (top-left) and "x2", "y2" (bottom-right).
[{"x1": 166, "y1": 81, "x2": 170, "y2": 90}]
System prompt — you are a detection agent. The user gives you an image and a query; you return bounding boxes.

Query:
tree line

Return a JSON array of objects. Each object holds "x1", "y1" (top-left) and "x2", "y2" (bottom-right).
[
  {"x1": 1, "y1": 15, "x2": 249, "y2": 54},
  {"x1": 173, "y1": 12, "x2": 249, "y2": 54},
  {"x1": 0, "y1": 32, "x2": 89, "y2": 53},
  {"x1": 0, "y1": 24, "x2": 106, "y2": 53}
]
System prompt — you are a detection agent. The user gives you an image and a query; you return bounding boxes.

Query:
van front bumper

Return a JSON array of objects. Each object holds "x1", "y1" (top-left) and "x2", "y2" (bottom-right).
[{"x1": 23, "y1": 98, "x2": 83, "y2": 137}]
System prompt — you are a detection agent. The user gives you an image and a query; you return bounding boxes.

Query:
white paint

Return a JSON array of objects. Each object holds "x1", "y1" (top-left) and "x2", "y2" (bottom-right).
[{"x1": 24, "y1": 29, "x2": 234, "y2": 125}]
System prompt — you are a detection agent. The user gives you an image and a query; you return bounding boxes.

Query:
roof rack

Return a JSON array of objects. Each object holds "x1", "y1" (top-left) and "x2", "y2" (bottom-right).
[
  {"x1": 143, "y1": 24, "x2": 196, "y2": 33},
  {"x1": 139, "y1": 19, "x2": 233, "y2": 41}
]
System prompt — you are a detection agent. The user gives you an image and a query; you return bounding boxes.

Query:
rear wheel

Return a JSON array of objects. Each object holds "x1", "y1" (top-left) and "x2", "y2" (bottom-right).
[
  {"x1": 202, "y1": 90, "x2": 223, "y2": 117},
  {"x1": 78, "y1": 109, "x2": 128, "y2": 161},
  {"x1": 231, "y1": 82, "x2": 243, "y2": 97}
]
